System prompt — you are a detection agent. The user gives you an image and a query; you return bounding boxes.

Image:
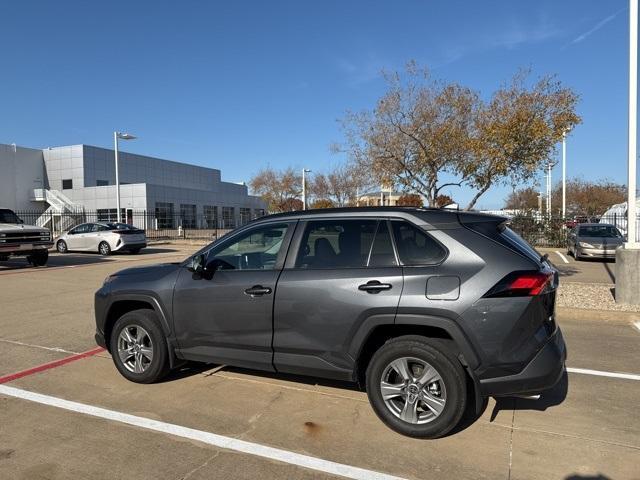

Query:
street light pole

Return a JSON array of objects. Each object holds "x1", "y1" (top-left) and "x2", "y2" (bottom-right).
[
  {"x1": 628, "y1": 0, "x2": 639, "y2": 246},
  {"x1": 302, "y1": 168, "x2": 311, "y2": 210},
  {"x1": 562, "y1": 131, "x2": 567, "y2": 219},
  {"x1": 616, "y1": 0, "x2": 640, "y2": 305},
  {"x1": 113, "y1": 131, "x2": 137, "y2": 223}
]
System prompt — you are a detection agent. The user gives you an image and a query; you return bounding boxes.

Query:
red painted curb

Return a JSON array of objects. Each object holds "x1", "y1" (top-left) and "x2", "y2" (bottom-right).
[{"x1": 0, "y1": 347, "x2": 105, "y2": 384}]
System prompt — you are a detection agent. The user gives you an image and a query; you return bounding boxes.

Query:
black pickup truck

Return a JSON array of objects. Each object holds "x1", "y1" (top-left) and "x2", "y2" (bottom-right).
[{"x1": 0, "y1": 208, "x2": 53, "y2": 266}]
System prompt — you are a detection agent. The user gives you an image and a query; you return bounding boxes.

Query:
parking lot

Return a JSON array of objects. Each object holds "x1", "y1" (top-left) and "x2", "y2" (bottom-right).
[
  {"x1": 537, "y1": 247, "x2": 617, "y2": 284},
  {"x1": 1, "y1": 246, "x2": 639, "y2": 480}
]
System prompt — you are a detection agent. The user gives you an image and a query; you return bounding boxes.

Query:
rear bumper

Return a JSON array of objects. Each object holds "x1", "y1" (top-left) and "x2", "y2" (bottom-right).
[
  {"x1": 478, "y1": 327, "x2": 566, "y2": 397},
  {"x1": 113, "y1": 241, "x2": 147, "y2": 252}
]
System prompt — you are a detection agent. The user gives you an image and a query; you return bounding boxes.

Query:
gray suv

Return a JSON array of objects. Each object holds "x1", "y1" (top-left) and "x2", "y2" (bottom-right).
[{"x1": 94, "y1": 207, "x2": 566, "y2": 438}]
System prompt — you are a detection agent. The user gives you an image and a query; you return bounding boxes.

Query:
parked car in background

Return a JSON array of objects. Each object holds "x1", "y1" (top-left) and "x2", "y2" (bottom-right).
[
  {"x1": 567, "y1": 223, "x2": 623, "y2": 260},
  {"x1": 57, "y1": 222, "x2": 146, "y2": 255},
  {"x1": 95, "y1": 207, "x2": 565, "y2": 438},
  {"x1": 0, "y1": 208, "x2": 52, "y2": 266},
  {"x1": 564, "y1": 216, "x2": 600, "y2": 229}
]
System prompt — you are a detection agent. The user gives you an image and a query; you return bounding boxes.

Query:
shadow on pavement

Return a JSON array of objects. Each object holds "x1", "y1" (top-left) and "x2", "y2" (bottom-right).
[
  {"x1": 489, "y1": 371, "x2": 569, "y2": 421},
  {"x1": 0, "y1": 254, "x2": 113, "y2": 271},
  {"x1": 603, "y1": 262, "x2": 615, "y2": 282},
  {"x1": 565, "y1": 475, "x2": 612, "y2": 480}
]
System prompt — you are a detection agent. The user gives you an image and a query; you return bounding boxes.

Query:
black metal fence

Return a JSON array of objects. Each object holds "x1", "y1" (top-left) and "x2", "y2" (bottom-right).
[
  {"x1": 14, "y1": 210, "x2": 244, "y2": 241},
  {"x1": 507, "y1": 212, "x2": 640, "y2": 248},
  {"x1": 13, "y1": 208, "x2": 640, "y2": 247}
]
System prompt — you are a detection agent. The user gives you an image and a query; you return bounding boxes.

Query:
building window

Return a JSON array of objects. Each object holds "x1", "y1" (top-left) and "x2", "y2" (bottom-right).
[
  {"x1": 240, "y1": 208, "x2": 252, "y2": 226},
  {"x1": 254, "y1": 208, "x2": 265, "y2": 219},
  {"x1": 96, "y1": 179, "x2": 109, "y2": 186},
  {"x1": 180, "y1": 204, "x2": 197, "y2": 229},
  {"x1": 203, "y1": 205, "x2": 218, "y2": 229},
  {"x1": 155, "y1": 202, "x2": 174, "y2": 229},
  {"x1": 222, "y1": 207, "x2": 235, "y2": 229},
  {"x1": 62, "y1": 179, "x2": 73, "y2": 190},
  {"x1": 96, "y1": 209, "x2": 124, "y2": 222}
]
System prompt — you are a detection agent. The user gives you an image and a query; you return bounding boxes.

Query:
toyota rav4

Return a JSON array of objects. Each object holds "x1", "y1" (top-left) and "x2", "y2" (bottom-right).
[{"x1": 94, "y1": 207, "x2": 566, "y2": 438}]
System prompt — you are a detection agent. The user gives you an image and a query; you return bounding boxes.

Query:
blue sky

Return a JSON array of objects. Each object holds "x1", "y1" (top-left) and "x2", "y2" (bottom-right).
[{"x1": 0, "y1": 0, "x2": 633, "y2": 209}]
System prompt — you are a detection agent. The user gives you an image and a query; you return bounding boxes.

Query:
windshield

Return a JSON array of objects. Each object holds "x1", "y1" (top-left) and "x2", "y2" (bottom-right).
[
  {"x1": 578, "y1": 225, "x2": 622, "y2": 238},
  {"x1": 0, "y1": 209, "x2": 22, "y2": 224}
]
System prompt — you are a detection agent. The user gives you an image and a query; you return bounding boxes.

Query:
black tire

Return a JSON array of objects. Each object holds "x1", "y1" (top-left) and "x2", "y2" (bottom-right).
[
  {"x1": 99, "y1": 241, "x2": 111, "y2": 256},
  {"x1": 366, "y1": 336, "x2": 466, "y2": 439},
  {"x1": 56, "y1": 240, "x2": 68, "y2": 253},
  {"x1": 109, "y1": 309, "x2": 170, "y2": 384},
  {"x1": 28, "y1": 250, "x2": 49, "y2": 267}
]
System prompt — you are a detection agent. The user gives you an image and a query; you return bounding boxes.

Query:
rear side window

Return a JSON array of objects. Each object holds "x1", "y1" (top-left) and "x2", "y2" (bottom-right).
[
  {"x1": 391, "y1": 221, "x2": 446, "y2": 265},
  {"x1": 295, "y1": 219, "x2": 379, "y2": 269},
  {"x1": 499, "y1": 227, "x2": 541, "y2": 264}
]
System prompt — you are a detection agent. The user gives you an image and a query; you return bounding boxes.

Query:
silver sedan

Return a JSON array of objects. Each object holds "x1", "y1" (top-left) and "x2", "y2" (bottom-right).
[
  {"x1": 567, "y1": 223, "x2": 623, "y2": 260},
  {"x1": 56, "y1": 222, "x2": 147, "y2": 255}
]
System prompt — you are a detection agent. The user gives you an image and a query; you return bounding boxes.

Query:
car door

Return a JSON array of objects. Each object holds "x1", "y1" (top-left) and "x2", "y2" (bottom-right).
[
  {"x1": 172, "y1": 221, "x2": 296, "y2": 371},
  {"x1": 273, "y1": 218, "x2": 403, "y2": 380},
  {"x1": 88, "y1": 223, "x2": 110, "y2": 251},
  {"x1": 65, "y1": 224, "x2": 90, "y2": 250}
]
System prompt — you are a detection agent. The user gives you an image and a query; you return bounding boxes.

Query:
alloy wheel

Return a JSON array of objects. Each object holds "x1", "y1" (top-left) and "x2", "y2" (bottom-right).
[
  {"x1": 117, "y1": 325, "x2": 154, "y2": 374},
  {"x1": 380, "y1": 356, "x2": 447, "y2": 424}
]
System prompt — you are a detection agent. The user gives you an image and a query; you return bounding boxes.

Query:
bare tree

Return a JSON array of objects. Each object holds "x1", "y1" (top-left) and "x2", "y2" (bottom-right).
[
  {"x1": 504, "y1": 186, "x2": 540, "y2": 210},
  {"x1": 337, "y1": 62, "x2": 479, "y2": 207},
  {"x1": 310, "y1": 164, "x2": 371, "y2": 207},
  {"x1": 337, "y1": 63, "x2": 581, "y2": 210},
  {"x1": 465, "y1": 72, "x2": 581, "y2": 210},
  {"x1": 249, "y1": 167, "x2": 302, "y2": 213}
]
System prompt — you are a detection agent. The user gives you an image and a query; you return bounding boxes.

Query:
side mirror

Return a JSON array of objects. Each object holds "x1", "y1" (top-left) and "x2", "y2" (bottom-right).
[{"x1": 188, "y1": 254, "x2": 205, "y2": 274}]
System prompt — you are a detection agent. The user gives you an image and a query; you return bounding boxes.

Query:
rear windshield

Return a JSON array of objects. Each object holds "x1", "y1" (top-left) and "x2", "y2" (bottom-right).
[
  {"x1": 106, "y1": 223, "x2": 136, "y2": 230},
  {"x1": 578, "y1": 225, "x2": 622, "y2": 238}
]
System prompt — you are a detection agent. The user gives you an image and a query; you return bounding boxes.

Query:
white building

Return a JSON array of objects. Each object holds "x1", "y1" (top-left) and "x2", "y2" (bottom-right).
[{"x1": 0, "y1": 143, "x2": 265, "y2": 230}]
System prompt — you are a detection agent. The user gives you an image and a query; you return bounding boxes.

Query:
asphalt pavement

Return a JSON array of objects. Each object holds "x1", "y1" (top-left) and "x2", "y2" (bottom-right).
[
  {"x1": 538, "y1": 247, "x2": 617, "y2": 284},
  {"x1": 0, "y1": 248, "x2": 638, "y2": 480}
]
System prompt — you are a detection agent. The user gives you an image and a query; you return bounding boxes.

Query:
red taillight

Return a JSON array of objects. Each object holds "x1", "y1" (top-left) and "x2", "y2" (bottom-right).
[{"x1": 484, "y1": 271, "x2": 553, "y2": 298}]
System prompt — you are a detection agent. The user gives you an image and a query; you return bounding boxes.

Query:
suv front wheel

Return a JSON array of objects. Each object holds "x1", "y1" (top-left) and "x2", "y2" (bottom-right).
[
  {"x1": 366, "y1": 336, "x2": 466, "y2": 438},
  {"x1": 110, "y1": 309, "x2": 170, "y2": 384}
]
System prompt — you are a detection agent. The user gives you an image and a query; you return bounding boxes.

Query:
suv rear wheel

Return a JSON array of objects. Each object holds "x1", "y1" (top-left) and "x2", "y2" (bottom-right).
[
  {"x1": 110, "y1": 309, "x2": 170, "y2": 384},
  {"x1": 366, "y1": 336, "x2": 466, "y2": 438}
]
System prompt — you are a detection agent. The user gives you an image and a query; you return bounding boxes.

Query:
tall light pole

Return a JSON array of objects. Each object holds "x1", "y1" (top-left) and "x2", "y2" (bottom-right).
[
  {"x1": 114, "y1": 132, "x2": 137, "y2": 223},
  {"x1": 562, "y1": 130, "x2": 567, "y2": 219},
  {"x1": 617, "y1": 0, "x2": 640, "y2": 305},
  {"x1": 628, "y1": 0, "x2": 639, "y2": 246},
  {"x1": 302, "y1": 168, "x2": 311, "y2": 210}
]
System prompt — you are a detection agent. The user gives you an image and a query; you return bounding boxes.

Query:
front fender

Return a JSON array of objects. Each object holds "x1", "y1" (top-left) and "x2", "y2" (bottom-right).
[{"x1": 105, "y1": 291, "x2": 173, "y2": 336}]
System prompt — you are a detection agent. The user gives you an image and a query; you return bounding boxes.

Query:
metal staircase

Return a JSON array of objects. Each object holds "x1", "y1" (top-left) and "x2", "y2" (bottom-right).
[{"x1": 32, "y1": 189, "x2": 83, "y2": 235}]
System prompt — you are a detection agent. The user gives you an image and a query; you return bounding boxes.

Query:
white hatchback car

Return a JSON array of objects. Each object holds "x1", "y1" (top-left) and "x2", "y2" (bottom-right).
[{"x1": 56, "y1": 222, "x2": 147, "y2": 255}]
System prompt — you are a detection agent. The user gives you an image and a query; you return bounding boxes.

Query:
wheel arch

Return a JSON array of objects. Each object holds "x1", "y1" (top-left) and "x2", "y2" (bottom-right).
[
  {"x1": 352, "y1": 313, "x2": 484, "y2": 415},
  {"x1": 103, "y1": 294, "x2": 172, "y2": 350}
]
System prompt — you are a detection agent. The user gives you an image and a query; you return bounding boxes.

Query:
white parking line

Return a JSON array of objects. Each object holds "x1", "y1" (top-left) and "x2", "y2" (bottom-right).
[
  {"x1": 634, "y1": 321, "x2": 640, "y2": 333},
  {"x1": 566, "y1": 367, "x2": 640, "y2": 381},
  {"x1": 0, "y1": 385, "x2": 406, "y2": 480},
  {"x1": 554, "y1": 251, "x2": 570, "y2": 264},
  {"x1": 0, "y1": 338, "x2": 78, "y2": 355}
]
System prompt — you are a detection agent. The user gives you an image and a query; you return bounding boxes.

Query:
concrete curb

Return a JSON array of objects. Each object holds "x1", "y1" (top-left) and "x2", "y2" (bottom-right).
[{"x1": 557, "y1": 306, "x2": 640, "y2": 324}]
